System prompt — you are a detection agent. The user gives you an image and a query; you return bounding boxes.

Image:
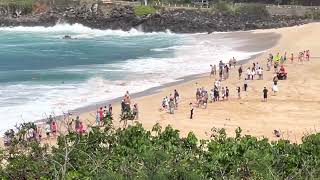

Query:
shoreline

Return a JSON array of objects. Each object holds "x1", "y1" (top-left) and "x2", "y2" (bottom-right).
[{"x1": 34, "y1": 31, "x2": 278, "y2": 124}]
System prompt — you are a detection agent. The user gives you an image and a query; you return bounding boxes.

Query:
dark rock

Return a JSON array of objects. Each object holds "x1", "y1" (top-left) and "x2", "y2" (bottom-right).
[{"x1": 0, "y1": 4, "x2": 312, "y2": 33}]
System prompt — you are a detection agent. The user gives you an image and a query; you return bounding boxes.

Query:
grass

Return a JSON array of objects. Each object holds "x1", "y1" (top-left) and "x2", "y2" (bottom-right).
[
  {"x1": 134, "y1": 5, "x2": 156, "y2": 17},
  {"x1": 0, "y1": 0, "x2": 34, "y2": 6}
]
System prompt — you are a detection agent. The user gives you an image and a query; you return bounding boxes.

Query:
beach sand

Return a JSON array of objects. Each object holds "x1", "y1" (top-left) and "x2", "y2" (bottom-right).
[
  {"x1": 73, "y1": 23, "x2": 320, "y2": 143},
  {"x1": 4, "y1": 23, "x2": 319, "y2": 146}
]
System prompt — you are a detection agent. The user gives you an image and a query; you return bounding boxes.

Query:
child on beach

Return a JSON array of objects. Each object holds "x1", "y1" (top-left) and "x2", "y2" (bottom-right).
[
  {"x1": 263, "y1": 87, "x2": 268, "y2": 102},
  {"x1": 237, "y1": 87, "x2": 241, "y2": 99}
]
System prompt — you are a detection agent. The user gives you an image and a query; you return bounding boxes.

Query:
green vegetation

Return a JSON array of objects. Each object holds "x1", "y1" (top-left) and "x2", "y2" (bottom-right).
[
  {"x1": 134, "y1": 5, "x2": 156, "y2": 17},
  {"x1": 305, "y1": 9, "x2": 320, "y2": 19},
  {"x1": 213, "y1": 0, "x2": 233, "y2": 13},
  {"x1": 235, "y1": 3, "x2": 270, "y2": 18},
  {"x1": 0, "y1": 0, "x2": 33, "y2": 6},
  {"x1": 212, "y1": 1, "x2": 270, "y2": 18},
  {"x1": 1, "y1": 122, "x2": 320, "y2": 179}
]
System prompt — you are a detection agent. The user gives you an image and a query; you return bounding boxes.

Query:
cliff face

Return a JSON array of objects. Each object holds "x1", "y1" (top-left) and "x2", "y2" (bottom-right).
[{"x1": 0, "y1": 3, "x2": 311, "y2": 33}]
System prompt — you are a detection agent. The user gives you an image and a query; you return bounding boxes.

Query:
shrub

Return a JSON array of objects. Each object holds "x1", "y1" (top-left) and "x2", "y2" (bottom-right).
[
  {"x1": 305, "y1": 9, "x2": 320, "y2": 20},
  {"x1": 213, "y1": 0, "x2": 233, "y2": 13},
  {"x1": 134, "y1": 5, "x2": 156, "y2": 17},
  {"x1": 235, "y1": 3, "x2": 270, "y2": 19}
]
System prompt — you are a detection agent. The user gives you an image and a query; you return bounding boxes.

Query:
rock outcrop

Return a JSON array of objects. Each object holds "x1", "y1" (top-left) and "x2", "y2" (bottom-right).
[{"x1": 0, "y1": 4, "x2": 311, "y2": 33}]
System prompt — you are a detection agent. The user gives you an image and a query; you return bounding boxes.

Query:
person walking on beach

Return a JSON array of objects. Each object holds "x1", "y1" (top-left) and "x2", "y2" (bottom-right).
[
  {"x1": 244, "y1": 78, "x2": 248, "y2": 93},
  {"x1": 189, "y1": 103, "x2": 194, "y2": 119},
  {"x1": 238, "y1": 65, "x2": 243, "y2": 80},
  {"x1": 237, "y1": 86, "x2": 241, "y2": 99},
  {"x1": 263, "y1": 87, "x2": 268, "y2": 102},
  {"x1": 174, "y1": 89, "x2": 180, "y2": 109}
]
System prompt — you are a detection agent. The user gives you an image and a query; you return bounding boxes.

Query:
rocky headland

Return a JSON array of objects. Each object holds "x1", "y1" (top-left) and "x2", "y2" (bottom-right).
[{"x1": 0, "y1": 3, "x2": 312, "y2": 33}]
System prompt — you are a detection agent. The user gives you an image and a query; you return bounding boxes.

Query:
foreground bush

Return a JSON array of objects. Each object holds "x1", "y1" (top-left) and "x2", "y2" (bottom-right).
[{"x1": 1, "y1": 123, "x2": 320, "y2": 179}]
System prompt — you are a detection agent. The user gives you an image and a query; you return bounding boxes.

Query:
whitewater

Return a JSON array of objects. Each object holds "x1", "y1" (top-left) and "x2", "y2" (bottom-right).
[{"x1": 0, "y1": 23, "x2": 261, "y2": 131}]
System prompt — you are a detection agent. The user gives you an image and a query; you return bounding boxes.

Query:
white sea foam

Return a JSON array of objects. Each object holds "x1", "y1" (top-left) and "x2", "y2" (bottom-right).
[{"x1": 0, "y1": 23, "x2": 175, "y2": 37}]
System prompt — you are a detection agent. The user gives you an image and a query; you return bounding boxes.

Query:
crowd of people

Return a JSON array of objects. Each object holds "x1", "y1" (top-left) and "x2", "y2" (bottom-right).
[
  {"x1": 120, "y1": 91, "x2": 139, "y2": 120},
  {"x1": 161, "y1": 89, "x2": 180, "y2": 114}
]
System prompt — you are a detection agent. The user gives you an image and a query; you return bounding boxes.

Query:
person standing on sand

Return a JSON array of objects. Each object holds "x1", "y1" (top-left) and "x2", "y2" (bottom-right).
[
  {"x1": 263, "y1": 87, "x2": 268, "y2": 102},
  {"x1": 174, "y1": 89, "x2": 180, "y2": 108},
  {"x1": 45, "y1": 123, "x2": 51, "y2": 138},
  {"x1": 189, "y1": 103, "x2": 194, "y2": 119},
  {"x1": 267, "y1": 59, "x2": 271, "y2": 71},
  {"x1": 237, "y1": 87, "x2": 241, "y2": 99},
  {"x1": 251, "y1": 67, "x2": 255, "y2": 80},
  {"x1": 306, "y1": 50, "x2": 310, "y2": 61},
  {"x1": 272, "y1": 76, "x2": 279, "y2": 95},
  {"x1": 238, "y1": 65, "x2": 243, "y2": 80},
  {"x1": 246, "y1": 67, "x2": 251, "y2": 80},
  {"x1": 233, "y1": 57, "x2": 237, "y2": 68},
  {"x1": 257, "y1": 67, "x2": 263, "y2": 80},
  {"x1": 210, "y1": 65, "x2": 214, "y2": 77},
  {"x1": 290, "y1": 53, "x2": 294, "y2": 63},
  {"x1": 225, "y1": 86, "x2": 229, "y2": 100},
  {"x1": 96, "y1": 110, "x2": 100, "y2": 126},
  {"x1": 244, "y1": 78, "x2": 248, "y2": 92},
  {"x1": 221, "y1": 87, "x2": 226, "y2": 101}
]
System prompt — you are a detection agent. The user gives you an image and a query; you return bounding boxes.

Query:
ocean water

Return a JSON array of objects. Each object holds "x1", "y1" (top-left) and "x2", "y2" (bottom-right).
[{"x1": 0, "y1": 23, "x2": 260, "y2": 131}]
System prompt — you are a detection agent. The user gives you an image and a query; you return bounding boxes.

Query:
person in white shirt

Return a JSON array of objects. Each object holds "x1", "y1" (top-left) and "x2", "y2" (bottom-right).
[{"x1": 246, "y1": 68, "x2": 251, "y2": 80}]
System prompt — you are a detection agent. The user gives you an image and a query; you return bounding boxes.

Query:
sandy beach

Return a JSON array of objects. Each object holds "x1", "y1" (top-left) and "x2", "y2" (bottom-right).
[
  {"x1": 74, "y1": 23, "x2": 320, "y2": 143},
  {"x1": 4, "y1": 23, "x2": 319, "y2": 147}
]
